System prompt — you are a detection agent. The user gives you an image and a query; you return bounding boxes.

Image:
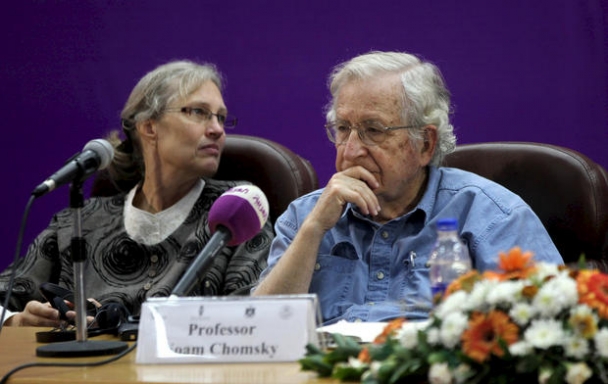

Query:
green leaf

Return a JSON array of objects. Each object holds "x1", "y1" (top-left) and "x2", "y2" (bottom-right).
[
  {"x1": 333, "y1": 365, "x2": 367, "y2": 381},
  {"x1": 592, "y1": 356, "x2": 608, "y2": 383},
  {"x1": 323, "y1": 343, "x2": 361, "y2": 365},
  {"x1": 303, "y1": 343, "x2": 324, "y2": 356},
  {"x1": 497, "y1": 337, "x2": 512, "y2": 359},
  {"x1": 547, "y1": 364, "x2": 567, "y2": 384},
  {"x1": 388, "y1": 360, "x2": 425, "y2": 384},
  {"x1": 515, "y1": 353, "x2": 542, "y2": 373},
  {"x1": 577, "y1": 253, "x2": 588, "y2": 270},
  {"x1": 427, "y1": 351, "x2": 448, "y2": 365},
  {"x1": 368, "y1": 341, "x2": 397, "y2": 361},
  {"x1": 415, "y1": 331, "x2": 434, "y2": 355},
  {"x1": 376, "y1": 358, "x2": 398, "y2": 383},
  {"x1": 299, "y1": 354, "x2": 334, "y2": 377},
  {"x1": 390, "y1": 345, "x2": 413, "y2": 360},
  {"x1": 361, "y1": 371, "x2": 380, "y2": 384},
  {"x1": 467, "y1": 364, "x2": 491, "y2": 384},
  {"x1": 332, "y1": 333, "x2": 364, "y2": 351}
]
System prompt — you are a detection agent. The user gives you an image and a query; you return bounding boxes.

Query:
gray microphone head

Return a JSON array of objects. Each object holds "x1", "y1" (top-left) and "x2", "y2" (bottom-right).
[{"x1": 82, "y1": 139, "x2": 114, "y2": 170}]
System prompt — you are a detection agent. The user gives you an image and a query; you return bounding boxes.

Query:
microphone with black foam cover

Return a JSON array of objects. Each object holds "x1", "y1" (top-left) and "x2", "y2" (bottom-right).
[
  {"x1": 32, "y1": 139, "x2": 114, "y2": 198},
  {"x1": 170, "y1": 185, "x2": 269, "y2": 297}
]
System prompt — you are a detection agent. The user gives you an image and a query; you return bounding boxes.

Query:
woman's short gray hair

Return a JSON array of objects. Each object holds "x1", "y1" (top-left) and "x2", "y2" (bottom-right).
[{"x1": 325, "y1": 51, "x2": 456, "y2": 166}]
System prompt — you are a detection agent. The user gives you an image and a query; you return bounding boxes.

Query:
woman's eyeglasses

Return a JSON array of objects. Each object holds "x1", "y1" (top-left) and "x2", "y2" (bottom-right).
[{"x1": 165, "y1": 106, "x2": 238, "y2": 128}]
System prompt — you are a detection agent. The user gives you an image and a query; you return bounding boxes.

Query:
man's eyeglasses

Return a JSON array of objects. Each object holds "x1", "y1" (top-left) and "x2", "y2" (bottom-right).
[
  {"x1": 165, "y1": 106, "x2": 238, "y2": 128},
  {"x1": 325, "y1": 121, "x2": 420, "y2": 146}
]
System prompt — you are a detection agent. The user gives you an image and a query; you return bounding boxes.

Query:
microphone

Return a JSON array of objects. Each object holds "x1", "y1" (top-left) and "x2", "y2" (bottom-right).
[
  {"x1": 171, "y1": 185, "x2": 269, "y2": 297},
  {"x1": 32, "y1": 139, "x2": 114, "y2": 198}
]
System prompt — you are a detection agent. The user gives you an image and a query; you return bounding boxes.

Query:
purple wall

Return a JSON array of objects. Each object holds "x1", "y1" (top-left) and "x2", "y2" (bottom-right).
[{"x1": 1, "y1": 1, "x2": 607, "y2": 270}]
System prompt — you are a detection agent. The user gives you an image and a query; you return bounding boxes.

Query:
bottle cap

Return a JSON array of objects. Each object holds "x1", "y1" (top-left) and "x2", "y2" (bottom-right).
[{"x1": 436, "y1": 218, "x2": 458, "y2": 231}]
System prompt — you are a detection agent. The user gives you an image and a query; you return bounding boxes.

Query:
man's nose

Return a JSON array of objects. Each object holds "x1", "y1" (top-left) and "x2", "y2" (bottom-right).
[{"x1": 342, "y1": 129, "x2": 367, "y2": 158}]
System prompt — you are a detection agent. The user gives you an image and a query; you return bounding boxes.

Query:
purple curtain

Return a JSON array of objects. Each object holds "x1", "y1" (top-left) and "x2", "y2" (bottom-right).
[{"x1": 1, "y1": 0, "x2": 606, "y2": 270}]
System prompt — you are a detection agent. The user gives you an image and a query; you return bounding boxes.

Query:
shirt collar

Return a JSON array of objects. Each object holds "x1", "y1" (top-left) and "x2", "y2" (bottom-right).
[
  {"x1": 416, "y1": 166, "x2": 440, "y2": 224},
  {"x1": 123, "y1": 179, "x2": 205, "y2": 245}
]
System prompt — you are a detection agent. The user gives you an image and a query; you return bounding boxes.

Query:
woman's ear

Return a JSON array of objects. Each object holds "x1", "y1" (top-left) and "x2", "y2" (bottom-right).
[{"x1": 136, "y1": 119, "x2": 157, "y2": 144}]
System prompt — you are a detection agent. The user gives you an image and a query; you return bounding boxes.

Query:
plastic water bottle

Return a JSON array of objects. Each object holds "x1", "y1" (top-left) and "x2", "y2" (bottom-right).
[{"x1": 428, "y1": 218, "x2": 472, "y2": 299}]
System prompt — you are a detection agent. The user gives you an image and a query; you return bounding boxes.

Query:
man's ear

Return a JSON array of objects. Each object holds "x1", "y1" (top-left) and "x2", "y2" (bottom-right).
[{"x1": 421, "y1": 125, "x2": 438, "y2": 164}]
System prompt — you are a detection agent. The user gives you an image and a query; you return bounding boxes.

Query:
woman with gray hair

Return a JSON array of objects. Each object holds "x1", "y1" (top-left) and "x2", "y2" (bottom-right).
[
  {"x1": 0, "y1": 60, "x2": 273, "y2": 327},
  {"x1": 254, "y1": 50, "x2": 561, "y2": 325}
]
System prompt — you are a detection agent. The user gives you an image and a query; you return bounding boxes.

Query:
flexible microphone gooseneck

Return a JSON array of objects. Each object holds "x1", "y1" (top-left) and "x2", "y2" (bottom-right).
[
  {"x1": 171, "y1": 185, "x2": 269, "y2": 297},
  {"x1": 32, "y1": 139, "x2": 114, "y2": 198}
]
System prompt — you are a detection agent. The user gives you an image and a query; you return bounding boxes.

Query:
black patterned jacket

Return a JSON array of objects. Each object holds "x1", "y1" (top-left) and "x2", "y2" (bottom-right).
[{"x1": 0, "y1": 179, "x2": 273, "y2": 316}]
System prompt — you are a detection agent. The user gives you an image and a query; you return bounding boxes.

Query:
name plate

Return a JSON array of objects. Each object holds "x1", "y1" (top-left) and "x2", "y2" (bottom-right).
[{"x1": 135, "y1": 294, "x2": 320, "y2": 364}]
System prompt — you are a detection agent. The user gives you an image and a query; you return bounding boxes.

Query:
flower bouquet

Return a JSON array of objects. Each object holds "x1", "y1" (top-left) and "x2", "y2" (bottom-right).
[{"x1": 300, "y1": 248, "x2": 608, "y2": 384}]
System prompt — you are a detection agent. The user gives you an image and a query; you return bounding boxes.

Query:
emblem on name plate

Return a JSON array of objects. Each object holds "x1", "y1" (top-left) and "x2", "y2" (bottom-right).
[
  {"x1": 279, "y1": 305, "x2": 293, "y2": 319},
  {"x1": 245, "y1": 306, "x2": 255, "y2": 317}
]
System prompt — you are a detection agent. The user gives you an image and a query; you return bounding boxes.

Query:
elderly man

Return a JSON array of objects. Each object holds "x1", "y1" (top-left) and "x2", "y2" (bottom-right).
[{"x1": 254, "y1": 51, "x2": 562, "y2": 324}]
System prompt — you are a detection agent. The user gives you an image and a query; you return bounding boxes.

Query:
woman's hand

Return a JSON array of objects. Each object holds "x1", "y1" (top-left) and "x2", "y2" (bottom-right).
[
  {"x1": 4, "y1": 298, "x2": 100, "y2": 327},
  {"x1": 4, "y1": 300, "x2": 62, "y2": 327}
]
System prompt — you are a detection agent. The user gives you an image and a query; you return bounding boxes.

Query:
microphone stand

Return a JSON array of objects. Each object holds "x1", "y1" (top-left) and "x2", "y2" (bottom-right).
[{"x1": 36, "y1": 179, "x2": 128, "y2": 357}]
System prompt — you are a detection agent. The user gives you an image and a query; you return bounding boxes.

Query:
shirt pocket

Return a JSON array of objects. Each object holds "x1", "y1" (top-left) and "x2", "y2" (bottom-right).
[
  {"x1": 399, "y1": 253, "x2": 433, "y2": 317},
  {"x1": 311, "y1": 243, "x2": 363, "y2": 321}
]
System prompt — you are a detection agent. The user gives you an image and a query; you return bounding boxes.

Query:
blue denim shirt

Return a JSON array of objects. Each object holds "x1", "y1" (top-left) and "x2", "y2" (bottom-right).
[{"x1": 260, "y1": 166, "x2": 563, "y2": 325}]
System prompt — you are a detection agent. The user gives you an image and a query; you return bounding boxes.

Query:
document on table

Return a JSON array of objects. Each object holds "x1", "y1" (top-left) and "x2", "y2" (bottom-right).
[
  {"x1": 317, "y1": 321, "x2": 388, "y2": 343},
  {"x1": 317, "y1": 320, "x2": 430, "y2": 343}
]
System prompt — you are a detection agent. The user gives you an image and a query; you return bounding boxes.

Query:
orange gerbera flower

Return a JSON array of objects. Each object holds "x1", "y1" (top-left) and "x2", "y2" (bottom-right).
[
  {"x1": 461, "y1": 310, "x2": 519, "y2": 363},
  {"x1": 577, "y1": 270, "x2": 608, "y2": 319},
  {"x1": 483, "y1": 247, "x2": 536, "y2": 281},
  {"x1": 445, "y1": 270, "x2": 482, "y2": 297},
  {"x1": 358, "y1": 346, "x2": 371, "y2": 363},
  {"x1": 373, "y1": 318, "x2": 405, "y2": 344}
]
